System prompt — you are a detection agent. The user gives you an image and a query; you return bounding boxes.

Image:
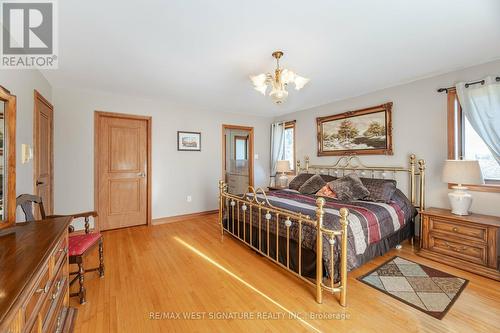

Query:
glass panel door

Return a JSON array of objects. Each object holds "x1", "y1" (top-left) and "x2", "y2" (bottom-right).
[{"x1": 225, "y1": 128, "x2": 250, "y2": 194}]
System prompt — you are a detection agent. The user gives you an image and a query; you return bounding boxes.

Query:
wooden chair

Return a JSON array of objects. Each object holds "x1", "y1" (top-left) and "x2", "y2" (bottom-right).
[{"x1": 16, "y1": 194, "x2": 104, "y2": 304}]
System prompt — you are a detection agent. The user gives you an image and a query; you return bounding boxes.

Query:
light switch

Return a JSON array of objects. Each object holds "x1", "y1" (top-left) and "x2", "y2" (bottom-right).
[
  {"x1": 21, "y1": 144, "x2": 33, "y2": 164},
  {"x1": 254, "y1": 154, "x2": 259, "y2": 160}
]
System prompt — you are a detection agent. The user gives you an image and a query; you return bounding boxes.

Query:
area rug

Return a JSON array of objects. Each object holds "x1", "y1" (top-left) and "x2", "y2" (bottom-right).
[{"x1": 357, "y1": 256, "x2": 468, "y2": 319}]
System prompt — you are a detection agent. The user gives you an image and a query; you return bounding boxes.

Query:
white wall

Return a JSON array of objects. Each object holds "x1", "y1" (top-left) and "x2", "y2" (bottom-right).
[
  {"x1": 0, "y1": 70, "x2": 52, "y2": 197},
  {"x1": 53, "y1": 87, "x2": 272, "y2": 221},
  {"x1": 276, "y1": 60, "x2": 500, "y2": 216}
]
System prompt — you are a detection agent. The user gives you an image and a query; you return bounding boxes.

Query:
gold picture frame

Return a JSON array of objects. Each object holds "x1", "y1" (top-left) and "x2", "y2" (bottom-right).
[{"x1": 316, "y1": 102, "x2": 393, "y2": 156}]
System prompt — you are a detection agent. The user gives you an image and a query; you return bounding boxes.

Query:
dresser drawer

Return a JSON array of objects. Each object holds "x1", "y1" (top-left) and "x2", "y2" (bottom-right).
[
  {"x1": 429, "y1": 234, "x2": 488, "y2": 266},
  {"x1": 39, "y1": 261, "x2": 67, "y2": 327},
  {"x1": 29, "y1": 317, "x2": 40, "y2": 333},
  {"x1": 24, "y1": 265, "x2": 50, "y2": 325},
  {"x1": 429, "y1": 217, "x2": 487, "y2": 243},
  {"x1": 43, "y1": 286, "x2": 68, "y2": 333},
  {"x1": 52, "y1": 235, "x2": 68, "y2": 269}
]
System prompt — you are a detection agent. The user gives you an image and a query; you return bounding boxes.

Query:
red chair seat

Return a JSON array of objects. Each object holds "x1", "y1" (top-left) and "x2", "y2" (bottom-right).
[{"x1": 69, "y1": 233, "x2": 102, "y2": 256}]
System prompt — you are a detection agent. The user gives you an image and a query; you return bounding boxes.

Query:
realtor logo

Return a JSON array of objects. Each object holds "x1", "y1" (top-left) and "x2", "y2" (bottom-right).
[{"x1": 1, "y1": 0, "x2": 58, "y2": 69}]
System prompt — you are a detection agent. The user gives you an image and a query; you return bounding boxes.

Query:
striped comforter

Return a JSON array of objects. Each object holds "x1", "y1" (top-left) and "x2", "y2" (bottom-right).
[{"x1": 229, "y1": 189, "x2": 416, "y2": 278}]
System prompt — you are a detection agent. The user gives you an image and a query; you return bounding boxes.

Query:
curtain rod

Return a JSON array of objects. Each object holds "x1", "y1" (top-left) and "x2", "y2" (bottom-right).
[{"x1": 437, "y1": 76, "x2": 500, "y2": 93}]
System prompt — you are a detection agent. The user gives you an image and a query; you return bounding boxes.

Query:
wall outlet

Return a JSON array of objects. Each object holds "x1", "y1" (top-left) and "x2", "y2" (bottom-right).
[{"x1": 186, "y1": 195, "x2": 192, "y2": 203}]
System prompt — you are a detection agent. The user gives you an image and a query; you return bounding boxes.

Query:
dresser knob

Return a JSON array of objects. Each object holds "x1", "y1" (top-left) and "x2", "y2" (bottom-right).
[
  {"x1": 52, "y1": 280, "x2": 62, "y2": 299},
  {"x1": 56, "y1": 315, "x2": 62, "y2": 330},
  {"x1": 36, "y1": 284, "x2": 49, "y2": 294},
  {"x1": 452, "y1": 227, "x2": 458, "y2": 232}
]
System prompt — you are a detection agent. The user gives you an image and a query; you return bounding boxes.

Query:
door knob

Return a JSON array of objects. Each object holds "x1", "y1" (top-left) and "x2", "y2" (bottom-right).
[{"x1": 138, "y1": 172, "x2": 146, "y2": 178}]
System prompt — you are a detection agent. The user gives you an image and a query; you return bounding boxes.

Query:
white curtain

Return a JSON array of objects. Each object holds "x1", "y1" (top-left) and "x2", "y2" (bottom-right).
[
  {"x1": 270, "y1": 121, "x2": 286, "y2": 178},
  {"x1": 456, "y1": 76, "x2": 500, "y2": 164}
]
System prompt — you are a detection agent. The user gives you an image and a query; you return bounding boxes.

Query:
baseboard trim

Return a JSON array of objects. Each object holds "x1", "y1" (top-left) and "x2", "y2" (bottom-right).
[{"x1": 152, "y1": 210, "x2": 218, "y2": 225}]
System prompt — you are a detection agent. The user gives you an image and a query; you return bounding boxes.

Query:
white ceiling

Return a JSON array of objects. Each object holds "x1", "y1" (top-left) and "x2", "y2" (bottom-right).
[{"x1": 43, "y1": 0, "x2": 500, "y2": 116}]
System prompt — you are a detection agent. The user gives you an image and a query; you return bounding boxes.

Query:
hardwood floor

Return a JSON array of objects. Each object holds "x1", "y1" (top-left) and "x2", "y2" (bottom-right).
[{"x1": 70, "y1": 213, "x2": 500, "y2": 333}]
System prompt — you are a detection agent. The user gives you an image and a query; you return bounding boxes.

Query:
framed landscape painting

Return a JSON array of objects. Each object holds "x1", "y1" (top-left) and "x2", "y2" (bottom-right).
[
  {"x1": 177, "y1": 131, "x2": 201, "y2": 151},
  {"x1": 316, "y1": 102, "x2": 393, "y2": 156}
]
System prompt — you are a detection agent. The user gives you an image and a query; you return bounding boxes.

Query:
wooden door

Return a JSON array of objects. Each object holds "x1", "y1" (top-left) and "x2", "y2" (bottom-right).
[
  {"x1": 222, "y1": 125, "x2": 254, "y2": 194},
  {"x1": 96, "y1": 113, "x2": 150, "y2": 230},
  {"x1": 34, "y1": 90, "x2": 53, "y2": 216}
]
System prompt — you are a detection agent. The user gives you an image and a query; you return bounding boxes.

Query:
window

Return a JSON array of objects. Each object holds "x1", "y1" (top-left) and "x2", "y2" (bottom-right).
[
  {"x1": 447, "y1": 90, "x2": 500, "y2": 191},
  {"x1": 283, "y1": 121, "x2": 296, "y2": 174},
  {"x1": 463, "y1": 117, "x2": 500, "y2": 181}
]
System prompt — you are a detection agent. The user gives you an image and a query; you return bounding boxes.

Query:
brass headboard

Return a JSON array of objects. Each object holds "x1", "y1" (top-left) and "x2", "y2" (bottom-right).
[{"x1": 296, "y1": 154, "x2": 426, "y2": 212}]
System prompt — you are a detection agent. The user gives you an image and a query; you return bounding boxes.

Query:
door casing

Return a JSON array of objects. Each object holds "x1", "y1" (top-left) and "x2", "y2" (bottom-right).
[
  {"x1": 33, "y1": 89, "x2": 54, "y2": 216},
  {"x1": 94, "y1": 111, "x2": 152, "y2": 230}
]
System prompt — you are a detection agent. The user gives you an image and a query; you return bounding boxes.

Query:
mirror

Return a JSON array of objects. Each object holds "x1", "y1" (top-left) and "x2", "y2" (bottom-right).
[
  {"x1": 234, "y1": 135, "x2": 248, "y2": 160},
  {"x1": 0, "y1": 85, "x2": 16, "y2": 229},
  {"x1": 0, "y1": 100, "x2": 4, "y2": 220}
]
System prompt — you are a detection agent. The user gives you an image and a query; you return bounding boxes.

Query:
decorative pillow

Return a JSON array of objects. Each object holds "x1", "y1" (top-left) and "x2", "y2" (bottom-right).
[
  {"x1": 320, "y1": 174, "x2": 337, "y2": 183},
  {"x1": 298, "y1": 174, "x2": 327, "y2": 195},
  {"x1": 328, "y1": 173, "x2": 370, "y2": 201},
  {"x1": 360, "y1": 178, "x2": 397, "y2": 203},
  {"x1": 288, "y1": 173, "x2": 314, "y2": 191},
  {"x1": 316, "y1": 185, "x2": 337, "y2": 199}
]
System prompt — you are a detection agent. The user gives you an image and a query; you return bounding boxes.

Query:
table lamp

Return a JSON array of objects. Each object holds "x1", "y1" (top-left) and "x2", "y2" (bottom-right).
[
  {"x1": 442, "y1": 160, "x2": 484, "y2": 215},
  {"x1": 276, "y1": 160, "x2": 291, "y2": 188}
]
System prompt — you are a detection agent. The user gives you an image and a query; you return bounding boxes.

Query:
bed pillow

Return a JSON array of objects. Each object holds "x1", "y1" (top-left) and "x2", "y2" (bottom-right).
[
  {"x1": 360, "y1": 178, "x2": 397, "y2": 203},
  {"x1": 288, "y1": 173, "x2": 314, "y2": 191},
  {"x1": 328, "y1": 173, "x2": 370, "y2": 201},
  {"x1": 316, "y1": 184, "x2": 337, "y2": 199},
  {"x1": 391, "y1": 188, "x2": 417, "y2": 218},
  {"x1": 298, "y1": 174, "x2": 327, "y2": 195},
  {"x1": 320, "y1": 174, "x2": 337, "y2": 183}
]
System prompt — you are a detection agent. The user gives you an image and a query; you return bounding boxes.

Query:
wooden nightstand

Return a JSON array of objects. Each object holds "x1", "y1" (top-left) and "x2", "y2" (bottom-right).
[{"x1": 418, "y1": 207, "x2": 500, "y2": 281}]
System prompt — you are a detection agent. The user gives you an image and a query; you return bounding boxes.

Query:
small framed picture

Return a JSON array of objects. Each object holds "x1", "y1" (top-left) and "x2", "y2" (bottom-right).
[{"x1": 177, "y1": 131, "x2": 201, "y2": 151}]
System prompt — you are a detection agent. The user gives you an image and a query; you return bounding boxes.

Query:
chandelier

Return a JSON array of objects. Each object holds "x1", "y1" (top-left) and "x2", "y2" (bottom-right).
[{"x1": 250, "y1": 51, "x2": 309, "y2": 104}]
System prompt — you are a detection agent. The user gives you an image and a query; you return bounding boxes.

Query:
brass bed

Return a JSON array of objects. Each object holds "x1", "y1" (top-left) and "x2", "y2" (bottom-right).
[{"x1": 217, "y1": 154, "x2": 425, "y2": 306}]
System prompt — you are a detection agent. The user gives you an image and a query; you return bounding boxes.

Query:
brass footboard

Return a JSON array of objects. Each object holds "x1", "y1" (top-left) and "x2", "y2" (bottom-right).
[
  {"x1": 218, "y1": 181, "x2": 350, "y2": 306},
  {"x1": 217, "y1": 154, "x2": 426, "y2": 306}
]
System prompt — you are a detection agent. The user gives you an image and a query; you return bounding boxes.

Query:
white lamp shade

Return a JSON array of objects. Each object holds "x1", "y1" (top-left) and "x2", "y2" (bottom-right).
[
  {"x1": 250, "y1": 74, "x2": 267, "y2": 87},
  {"x1": 276, "y1": 160, "x2": 291, "y2": 173},
  {"x1": 294, "y1": 75, "x2": 310, "y2": 90},
  {"x1": 254, "y1": 84, "x2": 268, "y2": 95},
  {"x1": 281, "y1": 69, "x2": 296, "y2": 84},
  {"x1": 442, "y1": 160, "x2": 484, "y2": 185}
]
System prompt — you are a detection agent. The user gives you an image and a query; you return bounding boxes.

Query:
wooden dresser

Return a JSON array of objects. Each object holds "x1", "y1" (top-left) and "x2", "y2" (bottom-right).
[
  {"x1": 0, "y1": 217, "x2": 77, "y2": 333},
  {"x1": 419, "y1": 207, "x2": 500, "y2": 281}
]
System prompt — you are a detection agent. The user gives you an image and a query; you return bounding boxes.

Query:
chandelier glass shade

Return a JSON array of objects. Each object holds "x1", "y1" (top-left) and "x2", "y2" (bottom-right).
[{"x1": 250, "y1": 51, "x2": 309, "y2": 104}]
